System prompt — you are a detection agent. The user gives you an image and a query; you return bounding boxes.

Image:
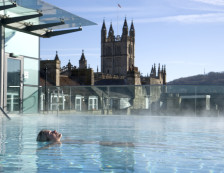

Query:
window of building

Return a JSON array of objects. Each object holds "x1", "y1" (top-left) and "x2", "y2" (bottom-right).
[
  {"x1": 88, "y1": 96, "x2": 98, "y2": 111},
  {"x1": 75, "y1": 95, "x2": 83, "y2": 111},
  {"x1": 50, "y1": 92, "x2": 66, "y2": 111}
]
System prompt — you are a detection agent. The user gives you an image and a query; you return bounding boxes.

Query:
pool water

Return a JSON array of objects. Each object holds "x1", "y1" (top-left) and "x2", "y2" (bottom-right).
[{"x1": 1, "y1": 115, "x2": 224, "y2": 173}]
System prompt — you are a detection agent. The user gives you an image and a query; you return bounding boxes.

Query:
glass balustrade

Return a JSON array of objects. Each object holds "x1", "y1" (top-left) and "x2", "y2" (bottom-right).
[{"x1": 37, "y1": 85, "x2": 224, "y2": 116}]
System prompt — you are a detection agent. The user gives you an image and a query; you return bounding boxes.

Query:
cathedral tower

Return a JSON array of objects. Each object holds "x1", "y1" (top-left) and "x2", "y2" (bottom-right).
[{"x1": 101, "y1": 18, "x2": 135, "y2": 76}]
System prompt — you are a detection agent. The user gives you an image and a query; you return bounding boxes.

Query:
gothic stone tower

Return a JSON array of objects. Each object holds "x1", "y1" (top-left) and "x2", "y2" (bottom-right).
[{"x1": 101, "y1": 18, "x2": 135, "y2": 76}]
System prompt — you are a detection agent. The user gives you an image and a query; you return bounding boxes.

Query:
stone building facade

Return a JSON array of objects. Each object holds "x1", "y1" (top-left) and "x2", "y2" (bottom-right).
[
  {"x1": 40, "y1": 51, "x2": 61, "y2": 86},
  {"x1": 39, "y1": 19, "x2": 168, "y2": 115},
  {"x1": 101, "y1": 18, "x2": 135, "y2": 76},
  {"x1": 126, "y1": 66, "x2": 141, "y2": 85},
  {"x1": 98, "y1": 19, "x2": 167, "y2": 86},
  {"x1": 40, "y1": 19, "x2": 167, "y2": 87},
  {"x1": 141, "y1": 64, "x2": 167, "y2": 85},
  {"x1": 40, "y1": 51, "x2": 94, "y2": 86},
  {"x1": 63, "y1": 50, "x2": 94, "y2": 85},
  {"x1": 71, "y1": 50, "x2": 94, "y2": 85}
]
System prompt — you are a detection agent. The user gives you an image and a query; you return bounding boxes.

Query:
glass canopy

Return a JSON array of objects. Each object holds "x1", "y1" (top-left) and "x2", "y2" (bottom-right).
[{"x1": 0, "y1": 0, "x2": 96, "y2": 37}]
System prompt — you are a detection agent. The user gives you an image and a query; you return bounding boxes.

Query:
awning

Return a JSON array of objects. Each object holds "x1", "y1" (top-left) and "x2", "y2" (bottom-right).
[{"x1": 0, "y1": 0, "x2": 96, "y2": 38}]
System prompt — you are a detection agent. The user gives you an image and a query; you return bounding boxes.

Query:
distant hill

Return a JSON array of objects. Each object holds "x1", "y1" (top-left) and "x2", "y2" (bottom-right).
[{"x1": 168, "y1": 72, "x2": 224, "y2": 85}]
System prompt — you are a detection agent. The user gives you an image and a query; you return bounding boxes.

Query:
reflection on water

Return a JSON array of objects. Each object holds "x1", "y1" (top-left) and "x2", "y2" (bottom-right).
[{"x1": 1, "y1": 115, "x2": 224, "y2": 172}]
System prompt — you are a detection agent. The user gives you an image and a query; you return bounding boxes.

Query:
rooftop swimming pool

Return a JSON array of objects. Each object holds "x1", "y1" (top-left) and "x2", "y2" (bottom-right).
[{"x1": 1, "y1": 115, "x2": 224, "y2": 172}]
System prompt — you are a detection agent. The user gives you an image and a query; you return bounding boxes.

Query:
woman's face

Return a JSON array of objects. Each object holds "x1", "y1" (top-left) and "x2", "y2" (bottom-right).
[{"x1": 44, "y1": 130, "x2": 62, "y2": 142}]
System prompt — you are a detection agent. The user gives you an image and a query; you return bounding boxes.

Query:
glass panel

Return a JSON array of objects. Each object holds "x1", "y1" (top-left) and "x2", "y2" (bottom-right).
[
  {"x1": 4, "y1": 3, "x2": 39, "y2": 17},
  {"x1": 7, "y1": 58, "x2": 21, "y2": 113},
  {"x1": 2, "y1": 0, "x2": 96, "y2": 29},
  {"x1": 39, "y1": 85, "x2": 224, "y2": 116},
  {"x1": 23, "y1": 86, "x2": 38, "y2": 114},
  {"x1": 0, "y1": 0, "x2": 13, "y2": 7},
  {"x1": 16, "y1": 0, "x2": 96, "y2": 28},
  {"x1": 7, "y1": 58, "x2": 20, "y2": 86},
  {"x1": 0, "y1": 0, "x2": 96, "y2": 40},
  {"x1": 7, "y1": 88, "x2": 20, "y2": 112},
  {"x1": 24, "y1": 57, "x2": 39, "y2": 85},
  {"x1": 5, "y1": 28, "x2": 39, "y2": 58}
]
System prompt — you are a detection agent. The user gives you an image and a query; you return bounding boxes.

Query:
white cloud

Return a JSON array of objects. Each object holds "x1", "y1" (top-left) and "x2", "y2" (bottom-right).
[
  {"x1": 193, "y1": 0, "x2": 224, "y2": 6},
  {"x1": 134, "y1": 13, "x2": 224, "y2": 24}
]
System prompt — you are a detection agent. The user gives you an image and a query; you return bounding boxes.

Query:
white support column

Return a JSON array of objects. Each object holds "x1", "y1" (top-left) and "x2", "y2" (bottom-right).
[{"x1": 0, "y1": 25, "x2": 5, "y2": 109}]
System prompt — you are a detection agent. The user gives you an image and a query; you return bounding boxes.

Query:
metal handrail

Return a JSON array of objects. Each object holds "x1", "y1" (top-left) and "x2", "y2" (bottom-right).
[{"x1": 0, "y1": 107, "x2": 11, "y2": 120}]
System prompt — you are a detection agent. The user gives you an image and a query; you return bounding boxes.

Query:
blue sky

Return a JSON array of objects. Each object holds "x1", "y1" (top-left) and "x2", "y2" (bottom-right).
[{"x1": 41, "y1": 0, "x2": 224, "y2": 82}]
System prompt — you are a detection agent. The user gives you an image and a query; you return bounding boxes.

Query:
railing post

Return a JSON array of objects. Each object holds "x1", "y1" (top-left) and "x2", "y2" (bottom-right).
[
  {"x1": 57, "y1": 87, "x2": 59, "y2": 116},
  {"x1": 44, "y1": 65, "x2": 48, "y2": 113},
  {"x1": 69, "y1": 86, "x2": 71, "y2": 111},
  {"x1": 47, "y1": 88, "x2": 49, "y2": 114},
  {"x1": 195, "y1": 86, "x2": 197, "y2": 116}
]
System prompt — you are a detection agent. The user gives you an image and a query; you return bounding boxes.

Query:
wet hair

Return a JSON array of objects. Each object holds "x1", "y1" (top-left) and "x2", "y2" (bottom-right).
[{"x1": 37, "y1": 130, "x2": 50, "y2": 142}]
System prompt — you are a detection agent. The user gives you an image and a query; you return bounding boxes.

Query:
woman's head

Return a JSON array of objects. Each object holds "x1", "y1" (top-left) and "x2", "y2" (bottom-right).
[{"x1": 37, "y1": 130, "x2": 62, "y2": 142}]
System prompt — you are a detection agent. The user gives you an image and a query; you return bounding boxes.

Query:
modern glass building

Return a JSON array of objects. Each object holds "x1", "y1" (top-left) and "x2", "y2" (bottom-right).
[{"x1": 0, "y1": 0, "x2": 96, "y2": 114}]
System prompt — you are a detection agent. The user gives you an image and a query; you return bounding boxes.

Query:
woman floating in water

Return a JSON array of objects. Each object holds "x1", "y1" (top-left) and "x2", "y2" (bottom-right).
[
  {"x1": 37, "y1": 130, "x2": 62, "y2": 142},
  {"x1": 36, "y1": 130, "x2": 134, "y2": 148}
]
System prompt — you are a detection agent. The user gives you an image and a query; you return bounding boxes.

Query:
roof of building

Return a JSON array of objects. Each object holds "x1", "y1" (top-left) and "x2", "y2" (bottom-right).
[
  {"x1": 95, "y1": 79, "x2": 127, "y2": 85},
  {"x1": 54, "y1": 51, "x2": 59, "y2": 61},
  {"x1": 80, "y1": 50, "x2": 86, "y2": 61},
  {"x1": 39, "y1": 76, "x2": 54, "y2": 86},
  {"x1": 92, "y1": 85, "x2": 134, "y2": 99},
  {"x1": 60, "y1": 76, "x2": 80, "y2": 86},
  {"x1": 39, "y1": 75, "x2": 80, "y2": 86}
]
